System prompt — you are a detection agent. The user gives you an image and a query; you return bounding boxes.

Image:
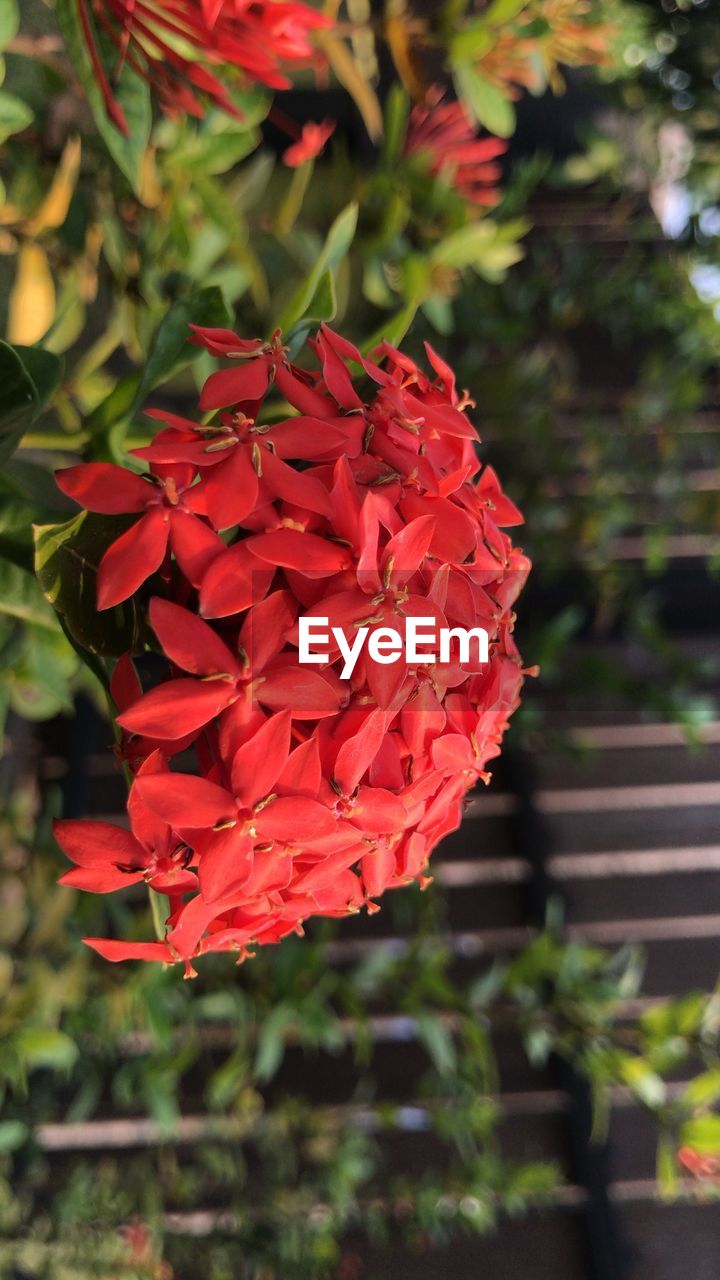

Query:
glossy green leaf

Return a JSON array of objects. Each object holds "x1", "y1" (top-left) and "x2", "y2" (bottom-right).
[
  {"x1": 0, "y1": 342, "x2": 61, "y2": 466},
  {"x1": 34, "y1": 511, "x2": 145, "y2": 657},
  {"x1": 133, "y1": 287, "x2": 233, "y2": 409}
]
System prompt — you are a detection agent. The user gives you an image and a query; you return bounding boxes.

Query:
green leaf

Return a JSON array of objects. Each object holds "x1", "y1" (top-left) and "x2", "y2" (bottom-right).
[
  {"x1": 0, "y1": 341, "x2": 61, "y2": 466},
  {"x1": 55, "y1": 0, "x2": 152, "y2": 194},
  {"x1": 619, "y1": 1057, "x2": 666, "y2": 1109},
  {"x1": 286, "y1": 269, "x2": 337, "y2": 355},
  {"x1": 0, "y1": 0, "x2": 19, "y2": 51},
  {"x1": 0, "y1": 342, "x2": 63, "y2": 464},
  {"x1": 84, "y1": 371, "x2": 142, "y2": 438},
  {"x1": 450, "y1": 24, "x2": 495, "y2": 63},
  {"x1": 0, "y1": 1120, "x2": 27, "y2": 1153},
  {"x1": 0, "y1": 457, "x2": 74, "y2": 515},
  {"x1": 454, "y1": 64, "x2": 516, "y2": 138},
  {"x1": 381, "y1": 84, "x2": 410, "y2": 166},
  {"x1": 254, "y1": 1005, "x2": 291, "y2": 1082},
  {"x1": 683, "y1": 1069, "x2": 720, "y2": 1108},
  {"x1": 166, "y1": 116, "x2": 265, "y2": 178},
  {"x1": 0, "y1": 560, "x2": 61, "y2": 630},
  {"x1": 484, "y1": 0, "x2": 529, "y2": 25},
  {"x1": 133, "y1": 287, "x2": 233, "y2": 410},
  {"x1": 14, "y1": 344, "x2": 63, "y2": 405},
  {"x1": 360, "y1": 299, "x2": 419, "y2": 354},
  {"x1": 34, "y1": 510, "x2": 145, "y2": 657},
  {"x1": 0, "y1": 89, "x2": 33, "y2": 142},
  {"x1": 16, "y1": 1028, "x2": 78, "y2": 1072},
  {"x1": 0, "y1": 343, "x2": 36, "y2": 464},
  {"x1": 415, "y1": 1012, "x2": 457, "y2": 1076},
  {"x1": 8, "y1": 626, "x2": 77, "y2": 718},
  {"x1": 681, "y1": 1113, "x2": 720, "y2": 1155},
  {"x1": 277, "y1": 203, "x2": 358, "y2": 334}
]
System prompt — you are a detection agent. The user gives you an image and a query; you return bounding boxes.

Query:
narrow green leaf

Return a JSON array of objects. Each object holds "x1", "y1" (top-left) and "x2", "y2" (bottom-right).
[{"x1": 277, "y1": 203, "x2": 358, "y2": 333}]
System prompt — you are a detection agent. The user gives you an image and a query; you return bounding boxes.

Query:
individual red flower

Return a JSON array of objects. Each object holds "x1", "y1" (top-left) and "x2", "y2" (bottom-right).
[
  {"x1": 55, "y1": 754, "x2": 197, "y2": 896},
  {"x1": 404, "y1": 92, "x2": 507, "y2": 208},
  {"x1": 283, "y1": 119, "x2": 336, "y2": 167},
  {"x1": 74, "y1": 0, "x2": 332, "y2": 134},
  {"x1": 55, "y1": 460, "x2": 224, "y2": 609},
  {"x1": 56, "y1": 321, "x2": 532, "y2": 971}
]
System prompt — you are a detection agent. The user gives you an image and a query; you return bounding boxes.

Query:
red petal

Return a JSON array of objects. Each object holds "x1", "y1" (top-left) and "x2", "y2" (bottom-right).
[
  {"x1": 199, "y1": 359, "x2": 270, "y2": 411},
  {"x1": 199, "y1": 543, "x2": 272, "y2": 619},
  {"x1": 432, "y1": 733, "x2": 474, "y2": 773},
  {"x1": 261, "y1": 450, "x2": 331, "y2": 518},
  {"x1": 190, "y1": 328, "x2": 263, "y2": 357},
  {"x1": 361, "y1": 843, "x2": 397, "y2": 897},
  {"x1": 247, "y1": 529, "x2": 350, "y2": 575},
  {"x1": 199, "y1": 445, "x2": 259, "y2": 530},
  {"x1": 400, "y1": 493, "x2": 476, "y2": 563},
  {"x1": 239, "y1": 590, "x2": 297, "y2": 670},
  {"x1": 97, "y1": 509, "x2": 169, "y2": 609},
  {"x1": 110, "y1": 653, "x2": 142, "y2": 713},
  {"x1": 384, "y1": 515, "x2": 436, "y2": 585},
  {"x1": 118, "y1": 678, "x2": 237, "y2": 740},
  {"x1": 277, "y1": 736, "x2": 322, "y2": 797},
  {"x1": 258, "y1": 796, "x2": 336, "y2": 842},
  {"x1": 231, "y1": 710, "x2": 291, "y2": 805},
  {"x1": 197, "y1": 828, "x2": 254, "y2": 903},
  {"x1": 269, "y1": 416, "x2": 361, "y2": 460},
  {"x1": 59, "y1": 865, "x2": 144, "y2": 893},
  {"x1": 351, "y1": 786, "x2": 407, "y2": 833},
  {"x1": 149, "y1": 598, "x2": 240, "y2": 676},
  {"x1": 137, "y1": 772, "x2": 236, "y2": 828},
  {"x1": 316, "y1": 329, "x2": 363, "y2": 409},
  {"x1": 169, "y1": 509, "x2": 226, "y2": 584},
  {"x1": 53, "y1": 819, "x2": 147, "y2": 868},
  {"x1": 259, "y1": 666, "x2": 341, "y2": 718},
  {"x1": 55, "y1": 463, "x2": 150, "y2": 514},
  {"x1": 84, "y1": 938, "x2": 174, "y2": 964},
  {"x1": 334, "y1": 708, "x2": 388, "y2": 794},
  {"x1": 274, "y1": 362, "x2": 335, "y2": 417}
]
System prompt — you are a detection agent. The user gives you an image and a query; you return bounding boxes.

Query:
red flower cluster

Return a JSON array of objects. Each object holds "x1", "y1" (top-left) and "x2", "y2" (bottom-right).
[
  {"x1": 76, "y1": 0, "x2": 331, "y2": 134},
  {"x1": 403, "y1": 93, "x2": 507, "y2": 208},
  {"x1": 54, "y1": 324, "x2": 530, "y2": 974}
]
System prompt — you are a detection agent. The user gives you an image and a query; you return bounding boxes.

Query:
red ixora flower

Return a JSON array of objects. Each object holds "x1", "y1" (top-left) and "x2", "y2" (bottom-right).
[
  {"x1": 55, "y1": 321, "x2": 532, "y2": 976},
  {"x1": 403, "y1": 91, "x2": 507, "y2": 207},
  {"x1": 74, "y1": 0, "x2": 332, "y2": 133},
  {"x1": 283, "y1": 119, "x2": 336, "y2": 167}
]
